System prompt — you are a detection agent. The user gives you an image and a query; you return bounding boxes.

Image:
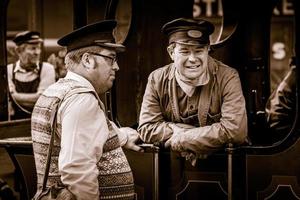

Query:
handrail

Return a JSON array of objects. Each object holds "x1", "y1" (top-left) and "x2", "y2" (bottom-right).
[{"x1": 0, "y1": 137, "x2": 32, "y2": 147}]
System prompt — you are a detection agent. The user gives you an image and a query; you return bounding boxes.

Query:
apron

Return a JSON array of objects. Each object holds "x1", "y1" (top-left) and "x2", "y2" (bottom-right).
[{"x1": 10, "y1": 63, "x2": 42, "y2": 120}]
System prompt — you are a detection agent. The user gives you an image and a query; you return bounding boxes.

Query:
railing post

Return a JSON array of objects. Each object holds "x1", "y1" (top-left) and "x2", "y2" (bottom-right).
[{"x1": 227, "y1": 143, "x2": 234, "y2": 200}]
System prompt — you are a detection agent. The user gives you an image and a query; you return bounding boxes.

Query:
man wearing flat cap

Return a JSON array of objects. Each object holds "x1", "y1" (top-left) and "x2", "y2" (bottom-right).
[
  {"x1": 7, "y1": 31, "x2": 55, "y2": 120},
  {"x1": 31, "y1": 20, "x2": 142, "y2": 200},
  {"x1": 138, "y1": 18, "x2": 247, "y2": 162}
]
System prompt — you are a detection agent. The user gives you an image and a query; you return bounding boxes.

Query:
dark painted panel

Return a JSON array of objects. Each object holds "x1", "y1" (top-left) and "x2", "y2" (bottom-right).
[{"x1": 246, "y1": 138, "x2": 300, "y2": 200}]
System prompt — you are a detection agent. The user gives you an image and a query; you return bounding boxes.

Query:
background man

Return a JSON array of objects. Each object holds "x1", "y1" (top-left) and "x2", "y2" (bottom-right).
[
  {"x1": 7, "y1": 31, "x2": 56, "y2": 120},
  {"x1": 138, "y1": 18, "x2": 247, "y2": 160},
  {"x1": 265, "y1": 56, "x2": 296, "y2": 143},
  {"x1": 31, "y1": 20, "x2": 142, "y2": 200}
]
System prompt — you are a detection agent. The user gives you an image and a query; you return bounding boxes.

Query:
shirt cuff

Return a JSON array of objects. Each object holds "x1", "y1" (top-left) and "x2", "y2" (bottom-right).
[
  {"x1": 118, "y1": 128, "x2": 128, "y2": 146},
  {"x1": 110, "y1": 122, "x2": 128, "y2": 146}
]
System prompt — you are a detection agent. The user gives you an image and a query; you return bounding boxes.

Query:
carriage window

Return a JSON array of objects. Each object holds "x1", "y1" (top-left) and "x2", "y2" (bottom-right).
[
  {"x1": 4, "y1": 0, "x2": 72, "y2": 121},
  {"x1": 113, "y1": 0, "x2": 132, "y2": 44},
  {"x1": 193, "y1": 0, "x2": 223, "y2": 45},
  {"x1": 270, "y1": 0, "x2": 295, "y2": 92},
  {"x1": 265, "y1": 0, "x2": 296, "y2": 143}
]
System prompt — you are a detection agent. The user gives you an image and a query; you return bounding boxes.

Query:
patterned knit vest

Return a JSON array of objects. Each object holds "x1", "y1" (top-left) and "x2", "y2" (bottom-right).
[{"x1": 31, "y1": 79, "x2": 135, "y2": 199}]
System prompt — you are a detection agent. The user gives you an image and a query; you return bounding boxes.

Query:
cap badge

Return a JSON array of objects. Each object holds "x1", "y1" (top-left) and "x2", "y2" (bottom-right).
[{"x1": 187, "y1": 30, "x2": 202, "y2": 38}]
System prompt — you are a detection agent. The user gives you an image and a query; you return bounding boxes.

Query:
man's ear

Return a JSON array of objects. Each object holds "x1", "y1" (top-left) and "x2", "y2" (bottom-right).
[
  {"x1": 81, "y1": 52, "x2": 95, "y2": 69},
  {"x1": 15, "y1": 46, "x2": 22, "y2": 55},
  {"x1": 167, "y1": 46, "x2": 174, "y2": 61}
]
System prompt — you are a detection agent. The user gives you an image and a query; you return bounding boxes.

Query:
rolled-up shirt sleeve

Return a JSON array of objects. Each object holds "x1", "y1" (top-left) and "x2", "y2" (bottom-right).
[
  {"x1": 138, "y1": 73, "x2": 175, "y2": 143},
  {"x1": 58, "y1": 92, "x2": 109, "y2": 200}
]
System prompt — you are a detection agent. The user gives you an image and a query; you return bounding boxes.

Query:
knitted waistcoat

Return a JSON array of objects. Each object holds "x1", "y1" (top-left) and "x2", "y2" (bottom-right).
[{"x1": 31, "y1": 78, "x2": 135, "y2": 199}]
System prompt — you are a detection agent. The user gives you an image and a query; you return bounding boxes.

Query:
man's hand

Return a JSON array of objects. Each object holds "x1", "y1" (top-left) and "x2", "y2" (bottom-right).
[
  {"x1": 180, "y1": 151, "x2": 208, "y2": 166},
  {"x1": 165, "y1": 124, "x2": 188, "y2": 151},
  {"x1": 165, "y1": 132, "x2": 184, "y2": 151},
  {"x1": 165, "y1": 124, "x2": 208, "y2": 165},
  {"x1": 120, "y1": 127, "x2": 144, "y2": 152}
]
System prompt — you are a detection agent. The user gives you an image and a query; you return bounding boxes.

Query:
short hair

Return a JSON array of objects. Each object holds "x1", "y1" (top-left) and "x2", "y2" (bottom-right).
[
  {"x1": 64, "y1": 46, "x2": 106, "y2": 70},
  {"x1": 167, "y1": 43, "x2": 176, "y2": 51}
]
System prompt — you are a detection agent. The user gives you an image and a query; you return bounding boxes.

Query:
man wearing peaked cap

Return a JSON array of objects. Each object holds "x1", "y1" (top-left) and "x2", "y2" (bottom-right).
[
  {"x1": 13, "y1": 31, "x2": 44, "y2": 45},
  {"x1": 7, "y1": 30, "x2": 55, "y2": 120},
  {"x1": 57, "y1": 20, "x2": 125, "y2": 52},
  {"x1": 31, "y1": 20, "x2": 142, "y2": 200},
  {"x1": 161, "y1": 18, "x2": 215, "y2": 46},
  {"x1": 138, "y1": 17, "x2": 248, "y2": 165}
]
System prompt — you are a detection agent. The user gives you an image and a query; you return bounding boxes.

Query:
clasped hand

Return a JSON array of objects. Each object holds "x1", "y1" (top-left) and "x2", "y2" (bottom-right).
[
  {"x1": 120, "y1": 127, "x2": 144, "y2": 152},
  {"x1": 165, "y1": 123, "x2": 207, "y2": 166}
]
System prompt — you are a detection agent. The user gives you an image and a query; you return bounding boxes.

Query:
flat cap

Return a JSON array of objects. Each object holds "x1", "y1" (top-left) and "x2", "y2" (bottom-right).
[
  {"x1": 13, "y1": 31, "x2": 43, "y2": 46},
  {"x1": 162, "y1": 18, "x2": 215, "y2": 46},
  {"x1": 57, "y1": 20, "x2": 125, "y2": 53}
]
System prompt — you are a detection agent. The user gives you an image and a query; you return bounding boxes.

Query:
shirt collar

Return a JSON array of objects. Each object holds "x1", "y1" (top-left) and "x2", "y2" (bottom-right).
[
  {"x1": 174, "y1": 63, "x2": 210, "y2": 97},
  {"x1": 14, "y1": 60, "x2": 40, "y2": 73},
  {"x1": 64, "y1": 71, "x2": 96, "y2": 91},
  {"x1": 175, "y1": 70, "x2": 195, "y2": 97}
]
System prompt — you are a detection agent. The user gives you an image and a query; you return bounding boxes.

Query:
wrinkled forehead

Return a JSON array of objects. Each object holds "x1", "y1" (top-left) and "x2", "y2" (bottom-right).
[{"x1": 174, "y1": 42, "x2": 208, "y2": 50}]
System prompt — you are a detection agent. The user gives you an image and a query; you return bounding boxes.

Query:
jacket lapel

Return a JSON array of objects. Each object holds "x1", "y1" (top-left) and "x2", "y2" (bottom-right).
[
  {"x1": 168, "y1": 64, "x2": 181, "y2": 122},
  {"x1": 198, "y1": 57, "x2": 218, "y2": 126}
]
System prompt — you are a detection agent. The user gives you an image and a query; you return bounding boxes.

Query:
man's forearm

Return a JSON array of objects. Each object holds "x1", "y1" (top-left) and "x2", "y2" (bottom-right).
[
  {"x1": 12, "y1": 92, "x2": 41, "y2": 107},
  {"x1": 138, "y1": 121, "x2": 176, "y2": 143}
]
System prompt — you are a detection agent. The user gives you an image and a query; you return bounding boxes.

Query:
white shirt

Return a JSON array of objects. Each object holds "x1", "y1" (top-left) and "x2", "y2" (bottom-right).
[
  {"x1": 57, "y1": 71, "x2": 127, "y2": 200},
  {"x1": 7, "y1": 60, "x2": 55, "y2": 94}
]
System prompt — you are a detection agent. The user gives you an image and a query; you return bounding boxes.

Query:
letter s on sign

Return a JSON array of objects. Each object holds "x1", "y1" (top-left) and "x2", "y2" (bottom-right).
[{"x1": 272, "y1": 42, "x2": 286, "y2": 60}]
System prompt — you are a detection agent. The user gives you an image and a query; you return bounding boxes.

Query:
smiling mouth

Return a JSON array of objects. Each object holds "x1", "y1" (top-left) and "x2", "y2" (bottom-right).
[{"x1": 186, "y1": 65, "x2": 200, "y2": 69}]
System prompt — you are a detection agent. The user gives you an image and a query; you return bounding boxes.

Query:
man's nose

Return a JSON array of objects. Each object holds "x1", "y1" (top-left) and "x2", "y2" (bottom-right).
[
  {"x1": 112, "y1": 62, "x2": 119, "y2": 71},
  {"x1": 33, "y1": 48, "x2": 41, "y2": 54},
  {"x1": 188, "y1": 53, "x2": 197, "y2": 62}
]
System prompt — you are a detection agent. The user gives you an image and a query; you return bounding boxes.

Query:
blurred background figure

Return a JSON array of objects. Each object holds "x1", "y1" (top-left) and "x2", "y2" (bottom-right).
[
  {"x1": 47, "y1": 47, "x2": 67, "y2": 80},
  {"x1": 6, "y1": 45, "x2": 18, "y2": 64},
  {"x1": 265, "y1": 56, "x2": 296, "y2": 143},
  {"x1": 7, "y1": 31, "x2": 56, "y2": 120}
]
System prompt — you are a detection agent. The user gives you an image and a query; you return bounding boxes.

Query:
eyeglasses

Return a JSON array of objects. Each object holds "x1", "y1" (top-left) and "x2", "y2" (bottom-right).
[{"x1": 88, "y1": 52, "x2": 117, "y2": 65}]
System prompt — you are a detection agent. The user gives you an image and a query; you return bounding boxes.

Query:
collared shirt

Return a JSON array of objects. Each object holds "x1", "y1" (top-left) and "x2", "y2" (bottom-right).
[
  {"x1": 175, "y1": 67, "x2": 210, "y2": 97},
  {"x1": 57, "y1": 71, "x2": 127, "y2": 200},
  {"x1": 138, "y1": 56, "x2": 247, "y2": 153},
  {"x1": 177, "y1": 85, "x2": 200, "y2": 126},
  {"x1": 7, "y1": 60, "x2": 56, "y2": 94}
]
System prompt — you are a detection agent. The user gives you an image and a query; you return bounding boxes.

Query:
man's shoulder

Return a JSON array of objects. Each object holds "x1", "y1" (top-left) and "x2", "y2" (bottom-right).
[
  {"x1": 41, "y1": 62, "x2": 55, "y2": 69},
  {"x1": 211, "y1": 58, "x2": 238, "y2": 76},
  {"x1": 7, "y1": 63, "x2": 14, "y2": 67},
  {"x1": 7, "y1": 63, "x2": 13, "y2": 71},
  {"x1": 42, "y1": 79, "x2": 94, "y2": 99},
  {"x1": 149, "y1": 63, "x2": 173, "y2": 79},
  {"x1": 7, "y1": 63, "x2": 15, "y2": 70},
  {"x1": 40, "y1": 62, "x2": 56, "y2": 78}
]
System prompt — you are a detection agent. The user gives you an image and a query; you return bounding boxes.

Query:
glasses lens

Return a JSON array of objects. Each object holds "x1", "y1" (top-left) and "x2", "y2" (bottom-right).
[{"x1": 89, "y1": 52, "x2": 117, "y2": 65}]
